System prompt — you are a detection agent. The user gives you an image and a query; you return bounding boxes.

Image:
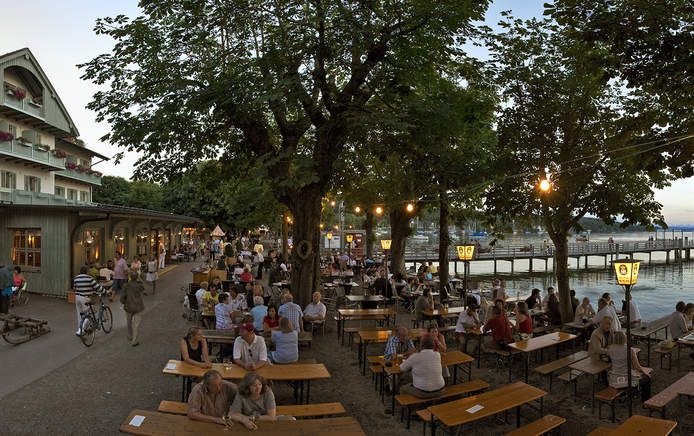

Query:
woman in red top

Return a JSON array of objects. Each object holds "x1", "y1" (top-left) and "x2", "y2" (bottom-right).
[
  {"x1": 515, "y1": 302, "x2": 533, "y2": 335},
  {"x1": 262, "y1": 305, "x2": 281, "y2": 332},
  {"x1": 240, "y1": 266, "x2": 253, "y2": 284},
  {"x1": 425, "y1": 324, "x2": 447, "y2": 353}
]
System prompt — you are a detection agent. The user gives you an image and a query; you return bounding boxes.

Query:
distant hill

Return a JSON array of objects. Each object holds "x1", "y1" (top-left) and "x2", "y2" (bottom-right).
[{"x1": 576, "y1": 217, "x2": 648, "y2": 233}]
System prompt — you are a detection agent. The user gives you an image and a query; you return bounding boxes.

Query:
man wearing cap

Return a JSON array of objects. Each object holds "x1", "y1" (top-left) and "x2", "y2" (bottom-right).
[{"x1": 233, "y1": 323, "x2": 268, "y2": 371}]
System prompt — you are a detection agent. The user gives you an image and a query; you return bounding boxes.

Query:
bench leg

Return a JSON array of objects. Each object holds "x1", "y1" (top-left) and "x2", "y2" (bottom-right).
[
  {"x1": 516, "y1": 405, "x2": 521, "y2": 428},
  {"x1": 406, "y1": 405, "x2": 411, "y2": 429},
  {"x1": 611, "y1": 401, "x2": 615, "y2": 423},
  {"x1": 598, "y1": 402, "x2": 602, "y2": 419}
]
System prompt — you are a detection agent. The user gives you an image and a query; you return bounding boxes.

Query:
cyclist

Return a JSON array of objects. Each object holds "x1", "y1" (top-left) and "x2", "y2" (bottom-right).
[{"x1": 73, "y1": 266, "x2": 107, "y2": 335}]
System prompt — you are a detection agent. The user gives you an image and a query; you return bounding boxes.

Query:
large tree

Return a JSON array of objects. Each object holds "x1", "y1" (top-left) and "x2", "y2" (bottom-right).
[
  {"x1": 80, "y1": 0, "x2": 489, "y2": 306},
  {"x1": 483, "y1": 14, "x2": 674, "y2": 321}
]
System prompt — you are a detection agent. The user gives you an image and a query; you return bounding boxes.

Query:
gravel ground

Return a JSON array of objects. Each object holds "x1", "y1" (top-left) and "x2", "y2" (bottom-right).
[{"x1": 1, "y1": 263, "x2": 692, "y2": 435}]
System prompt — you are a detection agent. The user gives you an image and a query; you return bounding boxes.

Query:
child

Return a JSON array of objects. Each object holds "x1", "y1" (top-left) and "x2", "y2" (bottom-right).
[{"x1": 145, "y1": 253, "x2": 159, "y2": 295}]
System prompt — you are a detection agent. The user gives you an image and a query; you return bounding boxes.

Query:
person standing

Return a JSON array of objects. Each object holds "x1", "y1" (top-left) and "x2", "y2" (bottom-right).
[
  {"x1": 145, "y1": 253, "x2": 159, "y2": 295},
  {"x1": 112, "y1": 251, "x2": 128, "y2": 296},
  {"x1": 0, "y1": 265, "x2": 14, "y2": 315},
  {"x1": 159, "y1": 243, "x2": 166, "y2": 269},
  {"x1": 121, "y1": 271, "x2": 145, "y2": 346},
  {"x1": 73, "y1": 266, "x2": 107, "y2": 335}
]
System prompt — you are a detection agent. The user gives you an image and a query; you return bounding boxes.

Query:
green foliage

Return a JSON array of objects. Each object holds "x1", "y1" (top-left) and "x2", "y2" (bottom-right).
[
  {"x1": 93, "y1": 175, "x2": 164, "y2": 210},
  {"x1": 93, "y1": 175, "x2": 131, "y2": 205}
]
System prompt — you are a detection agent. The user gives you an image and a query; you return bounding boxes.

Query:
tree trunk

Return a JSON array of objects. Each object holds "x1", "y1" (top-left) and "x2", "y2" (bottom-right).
[
  {"x1": 281, "y1": 218, "x2": 289, "y2": 260},
  {"x1": 364, "y1": 210, "x2": 374, "y2": 258},
  {"x1": 550, "y1": 232, "x2": 573, "y2": 322},
  {"x1": 289, "y1": 189, "x2": 322, "y2": 308},
  {"x1": 438, "y1": 190, "x2": 449, "y2": 295},
  {"x1": 389, "y1": 207, "x2": 412, "y2": 276}
]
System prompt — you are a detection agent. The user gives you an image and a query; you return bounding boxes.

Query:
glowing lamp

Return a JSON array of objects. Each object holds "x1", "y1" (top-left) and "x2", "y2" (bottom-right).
[
  {"x1": 406, "y1": 203, "x2": 414, "y2": 213},
  {"x1": 456, "y1": 245, "x2": 475, "y2": 261},
  {"x1": 319, "y1": 223, "x2": 324, "y2": 229},
  {"x1": 613, "y1": 259, "x2": 640, "y2": 286},
  {"x1": 326, "y1": 233, "x2": 333, "y2": 240},
  {"x1": 354, "y1": 206, "x2": 361, "y2": 213},
  {"x1": 345, "y1": 234, "x2": 353, "y2": 243},
  {"x1": 539, "y1": 179, "x2": 551, "y2": 192},
  {"x1": 380, "y1": 239, "x2": 391, "y2": 250},
  {"x1": 375, "y1": 206, "x2": 383, "y2": 215},
  {"x1": 330, "y1": 200, "x2": 336, "y2": 207}
]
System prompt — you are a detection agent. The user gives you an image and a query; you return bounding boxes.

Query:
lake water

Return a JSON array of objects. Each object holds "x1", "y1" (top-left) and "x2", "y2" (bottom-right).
[{"x1": 406, "y1": 231, "x2": 694, "y2": 322}]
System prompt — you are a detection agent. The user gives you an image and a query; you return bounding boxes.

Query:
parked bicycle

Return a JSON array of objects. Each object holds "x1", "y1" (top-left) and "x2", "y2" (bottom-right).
[{"x1": 79, "y1": 293, "x2": 113, "y2": 347}]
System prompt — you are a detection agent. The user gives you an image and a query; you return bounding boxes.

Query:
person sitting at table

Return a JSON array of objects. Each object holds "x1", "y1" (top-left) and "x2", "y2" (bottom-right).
[
  {"x1": 575, "y1": 297, "x2": 596, "y2": 322},
  {"x1": 384, "y1": 326, "x2": 416, "y2": 361},
  {"x1": 685, "y1": 303, "x2": 694, "y2": 330},
  {"x1": 525, "y1": 288, "x2": 541, "y2": 310},
  {"x1": 622, "y1": 296, "x2": 642, "y2": 326},
  {"x1": 195, "y1": 281, "x2": 208, "y2": 309},
  {"x1": 344, "y1": 264, "x2": 354, "y2": 277},
  {"x1": 592, "y1": 298, "x2": 621, "y2": 331},
  {"x1": 210, "y1": 275, "x2": 223, "y2": 292},
  {"x1": 215, "y1": 293, "x2": 233, "y2": 330},
  {"x1": 455, "y1": 304, "x2": 482, "y2": 352},
  {"x1": 426, "y1": 323, "x2": 450, "y2": 378},
  {"x1": 399, "y1": 336, "x2": 446, "y2": 399},
  {"x1": 547, "y1": 294, "x2": 562, "y2": 326},
  {"x1": 270, "y1": 317, "x2": 299, "y2": 364},
  {"x1": 669, "y1": 301, "x2": 689, "y2": 339},
  {"x1": 263, "y1": 305, "x2": 281, "y2": 332},
  {"x1": 607, "y1": 331, "x2": 653, "y2": 401},
  {"x1": 187, "y1": 369, "x2": 237, "y2": 428},
  {"x1": 240, "y1": 266, "x2": 253, "y2": 284},
  {"x1": 243, "y1": 281, "x2": 256, "y2": 309},
  {"x1": 201, "y1": 284, "x2": 220, "y2": 329},
  {"x1": 570, "y1": 289, "x2": 579, "y2": 315},
  {"x1": 229, "y1": 373, "x2": 276, "y2": 430},
  {"x1": 541, "y1": 287, "x2": 558, "y2": 312},
  {"x1": 180, "y1": 327, "x2": 212, "y2": 368},
  {"x1": 229, "y1": 287, "x2": 248, "y2": 323},
  {"x1": 278, "y1": 293, "x2": 304, "y2": 332},
  {"x1": 483, "y1": 306, "x2": 512, "y2": 349},
  {"x1": 588, "y1": 316, "x2": 615, "y2": 359},
  {"x1": 491, "y1": 279, "x2": 506, "y2": 302},
  {"x1": 515, "y1": 301, "x2": 533, "y2": 337},
  {"x1": 374, "y1": 270, "x2": 393, "y2": 299},
  {"x1": 303, "y1": 291, "x2": 326, "y2": 328},
  {"x1": 250, "y1": 296, "x2": 268, "y2": 333},
  {"x1": 415, "y1": 288, "x2": 434, "y2": 324},
  {"x1": 233, "y1": 323, "x2": 268, "y2": 371}
]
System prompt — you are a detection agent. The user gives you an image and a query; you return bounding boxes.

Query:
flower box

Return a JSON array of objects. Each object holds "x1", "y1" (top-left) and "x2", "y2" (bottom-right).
[
  {"x1": 16, "y1": 137, "x2": 32, "y2": 146},
  {"x1": 0, "y1": 131, "x2": 13, "y2": 142},
  {"x1": 28, "y1": 99, "x2": 42, "y2": 108},
  {"x1": 51, "y1": 149, "x2": 68, "y2": 158},
  {"x1": 35, "y1": 145, "x2": 50, "y2": 152},
  {"x1": 12, "y1": 89, "x2": 26, "y2": 100},
  {"x1": 65, "y1": 162, "x2": 78, "y2": 170}
]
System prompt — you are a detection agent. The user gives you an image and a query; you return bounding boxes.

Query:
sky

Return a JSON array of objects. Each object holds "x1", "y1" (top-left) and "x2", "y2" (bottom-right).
[{"x1": 1, "y1": 0, "x2": 691, "y2": 224}]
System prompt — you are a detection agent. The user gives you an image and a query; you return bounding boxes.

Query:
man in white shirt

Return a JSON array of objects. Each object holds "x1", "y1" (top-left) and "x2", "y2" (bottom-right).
[
  {"x1": 304, "y1": 292, "x2": 327, "y2": 327},
  {"x1": 592, "y1": 298, "x2": 621, "y2": 331},
  {"x1": 398, "y1": 336, "x2": 445, "y2": 399},
  {"x1": 195, "y1": 283, "x2": 207, "y2": 308},
  {"x1": 669, "y1": 301, "x2": 689, "y2": 339},
  {"x1": 455, "y1": 305, "x2": 482, "y2": 352},
  {"x1": 627, "y1": 297, "x2": 642, "y2": 325},
  {"x1": 228, "y1": 288, "x2": 248, "y2": 323},
  {"x1": 232, "y1": 323, "x2": 267, "y2": 370}
]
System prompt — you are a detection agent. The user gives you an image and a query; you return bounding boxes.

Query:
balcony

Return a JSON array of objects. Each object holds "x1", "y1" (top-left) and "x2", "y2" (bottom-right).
[
  {"x1": 3, "y1": 83, "x2": 44, "y2": 120},
  {"x1": 0, "y1": 188, "x2": 95, "y2": 206},
  {"x1": 0, "y1": 139, "x2": 66, "y2": 170},
  {"x1": 55, "y1": 166, "x2": 102, "y2": 186}
]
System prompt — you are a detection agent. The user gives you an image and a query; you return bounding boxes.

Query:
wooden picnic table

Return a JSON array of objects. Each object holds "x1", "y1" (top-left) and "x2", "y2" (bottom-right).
[
  {"x1": 563, "y1": 320, "x2": 593, "y2": 332},
  {"x1": 163, "y1": 360, "x2": 330, "y2": 404},
  {"x1": 357, "y1": 328, "x2": 427, "y2": 375},
  {"x1": 608, "y1": 414, "x2": 677, "y2": 436},
  {"x1": 346, "y1": 294, "x2": 385, "y2": 309},
  {"x1": 568, "y1": 357, "x2": 611, "y2": 413},
  {"x1": 631, "y1": 316, "x2": 671, "y2": 366},
  {"x1": 422, "y1": 306, "x2": 466, "y2": 317},
  {"x1": 508, "y1": 332, "x2": 577, "y2": 383},
  {"x1": 644, "y1": 371, "x2": 694, "y2": 418},
  {"x1": 120, "y1": 410, "x2": 365, "y2": 436},
  {"x1": 383, "y1": 350, "x2": 474, "y2": 416},
  {"x1": 425, "y1": 381, "x2": 546, "y2": 433},
  {"x1": 336, "y1": 308, "x2": 396, "y2": 344}
]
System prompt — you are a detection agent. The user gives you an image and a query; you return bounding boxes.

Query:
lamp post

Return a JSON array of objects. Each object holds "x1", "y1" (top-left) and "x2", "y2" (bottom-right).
[
  {"x1": 456, "y1": 244, "x2": 475, "y2": 303},
  {"x1": 346, "y1": 234, "x2": 353, "y2": 257},
  {"x1": 612, "y1": 258, "x2": 641, "y2": 418},
  {"x1": 326, "y1": 232, "x2": 333, "y2": 251},
  {"x1": 381, "y1": 239, "x2": 392, "y2": 281}
]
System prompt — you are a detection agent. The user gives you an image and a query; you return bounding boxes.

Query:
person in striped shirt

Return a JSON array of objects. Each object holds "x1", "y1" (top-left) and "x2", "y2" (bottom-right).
[{"x1": 73, "y1": 265, "x2": 106, "y2": 335}]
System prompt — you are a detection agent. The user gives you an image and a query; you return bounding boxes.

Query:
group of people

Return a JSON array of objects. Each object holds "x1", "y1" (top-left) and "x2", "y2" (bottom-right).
[
  {"x1": 87, "y1": 251, "x2": 160, "y2": 296},
  {"x1": 0, "y1": 265, "x2": 25, "y2": 314}
]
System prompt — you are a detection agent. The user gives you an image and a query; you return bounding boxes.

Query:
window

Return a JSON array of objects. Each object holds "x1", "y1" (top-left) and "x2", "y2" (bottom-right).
[
  {"x1": 11, "y1": 229, "x2": 41, "y2": 271},
  {"x1": 1, "y1": 171, "x2": 16, "y2": 189},
  {"x1": 82, "y1": 229, "x2": 101, "y2": 263},
  {"x1": 24, "y1": 175, "x2": 40, "y2": 192},
  {"x1": 79, "y1": 158, "x2": 90, "y2": 167},
  {"x1": 8, "y1": 124, "x2": 16, "y2": 137},
  {"x1": 67, "y1": 188, "x2": 77, "y2": 200},
  {"x1": 55, "y1": 186, "x2": 65, "y2": 197},
  {"x1": 79, "y1": 191, "x2": 88, "y2": 202}
]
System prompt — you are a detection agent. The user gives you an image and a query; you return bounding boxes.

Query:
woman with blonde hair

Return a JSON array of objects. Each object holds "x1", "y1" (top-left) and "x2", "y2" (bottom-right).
[
  {"x1": 180, "y1": 327, "x2": 211, "y2": 368},
  {"x1": 607, "y1": 331, "x2": 653, "y2": 401},
  {"x1": 269, "y1": 317, "x2": 298, "y2": 363}
]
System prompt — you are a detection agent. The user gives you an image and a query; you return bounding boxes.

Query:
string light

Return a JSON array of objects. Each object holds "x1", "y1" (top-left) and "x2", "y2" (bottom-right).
[
  {"x1": 375, "y1": 206, "x2": 383, "y2": 215},
  {"x1": 354, "y1": 206, "x2": 361, "y2": 214},
  {"x1": 319, "y1": 223, "x2": 324, "y2": 229},
  {"x1": 330, "y1": 200, "x2": 336, "y2": 207},
  {"x1": 406, "y1": 203, "x2": 414, "y2": 212},
  {"x1": 539, "y1": 179, "x2": 551, "y2": 192}
]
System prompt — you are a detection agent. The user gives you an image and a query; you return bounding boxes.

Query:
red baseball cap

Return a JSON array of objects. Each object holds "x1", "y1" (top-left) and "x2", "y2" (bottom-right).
[{"x1": 239, "y1": 323, "x2": 255, "y2": 333}]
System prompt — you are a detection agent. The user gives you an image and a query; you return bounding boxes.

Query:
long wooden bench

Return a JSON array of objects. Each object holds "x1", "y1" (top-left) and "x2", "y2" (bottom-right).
[
  {"x1": 503, "y1": 414, "x2": 566, "y2": 436},
  {"x1": 644, "y1": 383, "x2": 680, "y2": 418},
  {"x1": 396, "y1": 380, "x2": 490, "y2": 429},
  {"x1": 534, "y1": 350, "x2": 588, "y2": 392},
  {"x1": 158, "y1": 400, "x2": 347, "y2": 418}
]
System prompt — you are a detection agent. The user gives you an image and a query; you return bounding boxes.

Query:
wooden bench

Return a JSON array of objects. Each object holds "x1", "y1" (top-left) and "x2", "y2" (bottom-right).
[
  {"x1": 653, "y1": 345, "x2": 676, "y2": 370},
  {"x1": 503, "y1": 414, "x2": 566, "y2": 436},
  {"x1": 644, "y1": 384, "x2": 680, "y2": 418},
  {"x1": 557, "y1": 369, "x2": 583, "y2": 401},
  {"x1": 158, "y1": 400, "x2": 347, "y2": 418},
  {"x1": 344, "y1": 326, "x2": 391, "y2": 347},
  {"x1": 585, "y1": 427, "x2": 613, "y2": 436},
  {"x1": 534, "y1": 350, "x2": 588, "y2": 392},
  {"x1": 415, "y1": 409, "x2": 432, "y2": 436},
  {"x1": 396, "y1": 380, "x2": 490, "y2": 429},
  {"x1": 595, "y1": 387, "x2": 623, "y2": 422}
]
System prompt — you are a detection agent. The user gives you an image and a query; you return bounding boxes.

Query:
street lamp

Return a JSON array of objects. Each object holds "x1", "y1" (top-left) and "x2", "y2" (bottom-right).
[
  {"x1": 346, "y1": 234, "x2": 353, "y2": 256},
  {"x1": 612, "y1": 258, "x2": 640, "y2": 418},
  {"x1": 381, "y1": 239, "x2": 392, "y2": 280},
  {"x1": 326, "y1": 232, "x2": 333, "y2": 250},
  {"x1": 456, "y1": 244, "x2": 475, "y2": 303}
]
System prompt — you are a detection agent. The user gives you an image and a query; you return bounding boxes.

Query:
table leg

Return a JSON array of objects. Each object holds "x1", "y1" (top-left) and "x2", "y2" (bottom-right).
[
  {"x1": 337, "y1": 314, "x2": 341, "y2": 340},
  {"x1": 477, "y1": 336, "x2": 482, "y2": 369},
  {"x1": 516, "y1": 405, "x2": 521, "y2": 428},
  {"x1": 468, "y1": 361, "x2": 471, "y2": 382},
  {"x1": 646, "y1": 333, "x2": 652, "y2": 366},
  {"x1": 362, "y1": 341, "x2": 369, "y2": 376},
  {"x1": 293, "y1": 380, "x2": 299, "y2": 404},
  {"x1": 306, "y1": 380, "x2": 311, "y2": 404},
  {"x1": 524, "y1": 353, "x2": 529, "y2": 383},
  {"x1": 591, "y1": 374, "x2": 596, "y2": 414},
  {"x1": 430, "y1": 413, "x2": 436, "y2": 436},
  {"x1": 453, "y1": 364, "x2": 457, "y2": 384},
  {"x1": 181, "y1": 376, "x2": 186, "y2": 402},
  {"x1": 540, "y1": 396, "x2": 544, "y2": 415},
  {"x1": 392, "y1": 373, "x2": 399, "y2": 416}
]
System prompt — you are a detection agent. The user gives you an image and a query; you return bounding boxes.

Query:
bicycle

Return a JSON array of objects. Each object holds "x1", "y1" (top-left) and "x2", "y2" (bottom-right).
[{"x1": 79, "y1": 293, "x2": 113, "y2": 347}]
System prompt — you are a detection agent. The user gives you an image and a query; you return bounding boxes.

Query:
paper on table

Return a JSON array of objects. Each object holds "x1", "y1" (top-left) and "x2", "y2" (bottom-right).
[
  {"x1": 466, "y1": 405, "x2": 484, "y2": 413},
  {"x1": 129, "y1": 415, "x2": 146, "y2": 427},
  {"x1": 165, "y1": 363, "x2": 176, "y2": 370}
]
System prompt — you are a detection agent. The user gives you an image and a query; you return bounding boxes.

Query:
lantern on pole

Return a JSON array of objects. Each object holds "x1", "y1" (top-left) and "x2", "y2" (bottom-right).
[
  {"x1": 381, "y1": 239, "x2": 392, "y2": 278},
  {"x1": 612, "y1": 258, "x2": 640, "y2": 418},
  {"x1": 345, "y1": 234, "x2": 354, "y2": 256},
  {"x1": 456, "y1": 245, "x2": 476, "y2": 300}
]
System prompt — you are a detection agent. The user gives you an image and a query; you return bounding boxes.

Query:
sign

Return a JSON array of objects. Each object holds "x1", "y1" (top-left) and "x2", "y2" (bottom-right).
[
  {"x1": 456, "y1": 245, "x2": 475, "y2": 261},
  {"x1": 613, "y1": 259, "x2": 640, "y2": 286},
  {"x1": 381, "y1": 239, "x2": 392, "y2": 250}
]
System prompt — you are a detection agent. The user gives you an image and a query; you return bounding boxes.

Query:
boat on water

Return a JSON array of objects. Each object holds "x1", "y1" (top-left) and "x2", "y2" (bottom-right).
[
  {"x1": 576, "y1": 230, "x2": 591, "y2": 242},
  {"x1": 469, "y1": 231, "x2": 487, "y2": 238}
]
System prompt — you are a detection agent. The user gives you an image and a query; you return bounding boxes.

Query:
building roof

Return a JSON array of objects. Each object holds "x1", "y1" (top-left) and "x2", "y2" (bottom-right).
[
  {"x1": 56, "y1": 138, "x2": 110, "y2": 161},
  {"x1": 3, "y1": 202, "x2": 199, "y2": 223}
]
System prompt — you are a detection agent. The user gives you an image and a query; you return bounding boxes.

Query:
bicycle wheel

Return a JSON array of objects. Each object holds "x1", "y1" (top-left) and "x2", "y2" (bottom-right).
[
  {"x1": 18, "y1": 292, "x2": 29, "y2": 306},
  {"x1": 101, "y1": 306, "x2": 113, "y2": 333},
  {"x1": 80, "y1": 317, "x2": 96, "y2": 347}
]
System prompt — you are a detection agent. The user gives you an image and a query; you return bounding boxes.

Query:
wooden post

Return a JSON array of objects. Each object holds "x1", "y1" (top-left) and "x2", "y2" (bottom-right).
[{"x1": 529, "y1": 257, "x2": 533, "y2": 272}]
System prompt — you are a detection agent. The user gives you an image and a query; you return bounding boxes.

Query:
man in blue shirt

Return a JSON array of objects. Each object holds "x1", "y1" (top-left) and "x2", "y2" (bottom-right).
[
  {"x1": 278, "y1": 293, "x2": 303, "y2": 332},
  {"x1": 384, "y1": 326, "x2": 416, "y2": 361}
]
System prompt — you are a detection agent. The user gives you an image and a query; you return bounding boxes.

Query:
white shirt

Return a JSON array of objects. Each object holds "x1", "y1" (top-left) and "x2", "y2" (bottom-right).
[
  {"x1": 215, "y1": 303, "x2": 233, "y2": 330},
  {"x1": 233, "y1": 334, "x2": 267, "y2": 365},
  {"x1": 304, "y1": 302, "x2": 326, "y2": 319},
  {"x1": 280, "y1": 263, "x2": 288, "y2": 272},
  {"x1": 230, "y1": 294, "x2": 248, "y2": 312},
  {"x1": 195, "y1": 289, "x2": 206, "y2": 307},
  {"x1": 593, "y1": 305, "x2": 621, "y2": 331},
  {"x1": 628, "y1": 300, "x2": 641, "y2": 323},
  {"x1": 574, "y1": 304, "x2": 596, "y2": 322},
  {"x1": 455, "y1": 310, "x2": 480, "y2": 333},
  {"x1": 399, "y1": 349, "x2": 445, "y2": 392},
  {"x1": 99, "y1": 268, "x2": 113, "y2": 281}
]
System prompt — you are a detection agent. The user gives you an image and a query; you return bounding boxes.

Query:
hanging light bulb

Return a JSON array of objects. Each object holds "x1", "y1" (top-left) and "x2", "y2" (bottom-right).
[
  {"x1": 539, "y1": 179, "x2": 551, "y2": 192},
  {"x1": 330, "y1": 200, "x2": 336, "y2": 207},
  {"x1": 375, "y1": 206, "x2": 383, "y2": 215},
  {"x1": 354, "y1": 206, "x2": 361, "y2": 214},
  {"x1": 406, "y1": 203, "x2": 414, "y2": 213}
]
